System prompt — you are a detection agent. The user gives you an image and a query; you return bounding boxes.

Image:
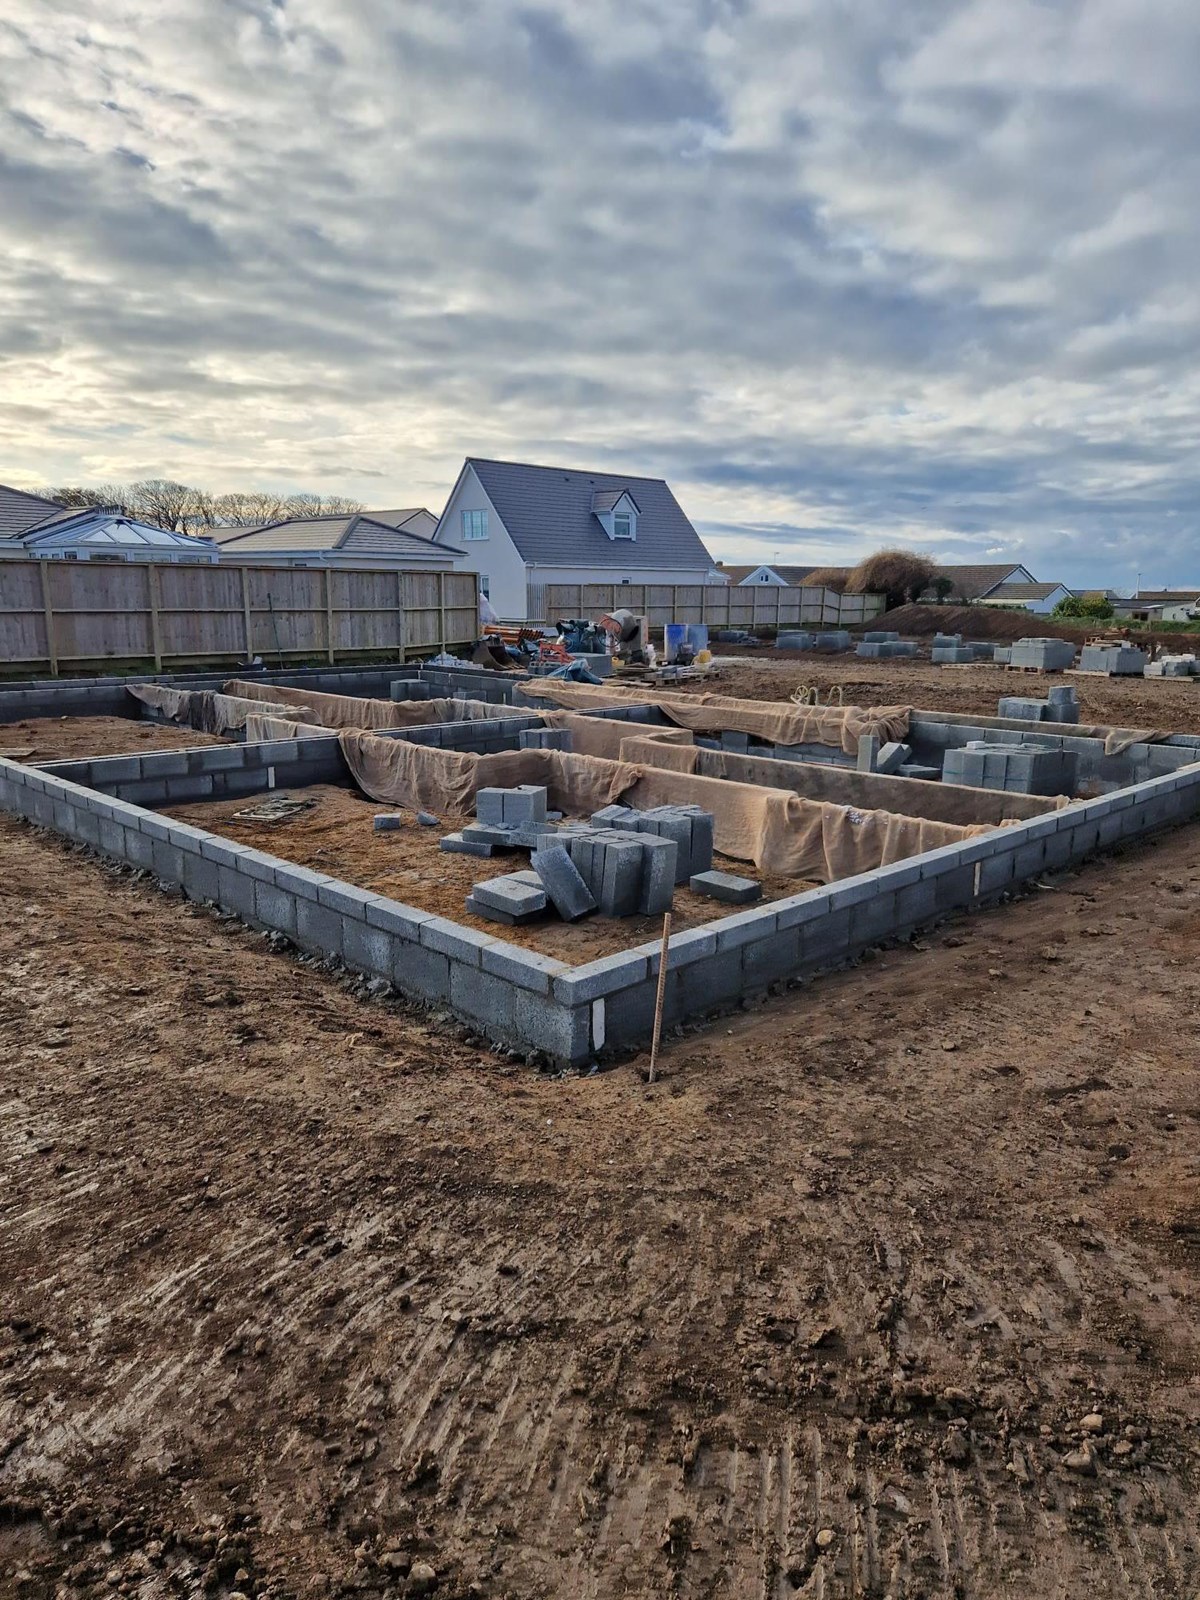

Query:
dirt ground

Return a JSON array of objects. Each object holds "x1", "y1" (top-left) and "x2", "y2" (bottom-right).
[
  {"x1": 0, "y1": 716, "x2": 226, "y2": 763},
  {"x1": 165, "y1": 784, "x2": 807, "y2": 960},
  {"x1": 703, "y1": 651, "x2": 1200, "y2": 733},
  {"x1": 3, "y1": 800, "x2": 1200, "y2": 1598}
]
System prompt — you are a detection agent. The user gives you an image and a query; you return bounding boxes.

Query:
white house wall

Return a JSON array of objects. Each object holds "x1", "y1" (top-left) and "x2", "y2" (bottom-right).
[{"x1": 437, "y1": 465, "x2": 528, "y2": 617}]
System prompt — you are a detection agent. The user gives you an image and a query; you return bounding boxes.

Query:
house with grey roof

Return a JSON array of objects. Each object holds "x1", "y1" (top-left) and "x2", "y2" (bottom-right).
[
  {"x1": 212, "y1": 509, "x2": 458, "y2": 569},
  {"x1": 433, "y1": 458, "x2": 722, "y2": 618},
  {"x1": 0, "y1": 484, "x2": 217, "y2": 563}
]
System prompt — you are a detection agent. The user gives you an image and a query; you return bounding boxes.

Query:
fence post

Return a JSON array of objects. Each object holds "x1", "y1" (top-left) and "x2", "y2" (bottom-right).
[
  {"x1": 147, "y1": 562, "x2": 164, "y2": 672},
  {"x1": 396, "y1": 570, "x2": 405, "y2": 661},
  {"x1": 240, "y1": 567, "x2": 253, "y2": 662},
  {"x1": 438, "y1": 570, "x2": 447, "y2": 651},
  {"x1": 324, "y1": 568, "x2": 336, "y2": 665},
  {"x1": 38, "y1": 561, "x2": 58, "y2": 677}
]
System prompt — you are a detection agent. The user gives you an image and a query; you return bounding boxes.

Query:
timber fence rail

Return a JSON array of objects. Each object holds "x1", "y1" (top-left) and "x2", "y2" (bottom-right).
[
  {"x1": 536, "y1": 582, "x2": 885, "y2": 629},
  {"x1": 0, "y1": 560, "x2": 480, "y2": 675}
]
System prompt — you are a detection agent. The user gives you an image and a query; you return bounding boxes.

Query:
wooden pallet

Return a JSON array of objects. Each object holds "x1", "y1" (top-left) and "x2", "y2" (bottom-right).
[{"x1": 1065, "y1": 668, "x2": 1146, "y2": 679}]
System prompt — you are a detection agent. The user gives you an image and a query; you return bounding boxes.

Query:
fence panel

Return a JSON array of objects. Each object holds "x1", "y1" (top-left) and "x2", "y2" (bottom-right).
[
  {"x1": 0, "y1": 559, "x2": 478, "y2": 675},
  {"x1": 540, "y1": 582, "x2": 884, "y2": 632}
]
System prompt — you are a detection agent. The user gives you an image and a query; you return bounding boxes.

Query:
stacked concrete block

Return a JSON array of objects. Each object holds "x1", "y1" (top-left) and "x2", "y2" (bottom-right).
[
  {"x1": 969, "y1": 642, "x2": 997, "y2": 660},
  {"x1": 814, "y1": 631, "x2": 853, "y2": 651},
  {"x1": 944, "y1": 741, "x2": 1079, "y2": 796},
  {"x1": 475, "y1": 784, "x2": 549, "y2": 825},
  {"x1": 993, "y1": 647, "x2": 1012, "y2": 665},
  {"x1": 857, "y1": 735, "x2": 880, "y2": 773},
  {"x1": 1078, "y1": 643, "x2": 1147, "y2": 676},
  {"x1": 466, "y1": 874, "x2": 549, "y2": 925},
  {"x1": 540, "y1": 826, "x2": 677, "y2": 915},
  {"x1": 440, "y1": 832, "x2": 497, "y2": 858},
  {"x1": 690, "y1": 870, "x2": 762, "y2": 905},
  {"x1": 856, "y1": 640, "x2": 919, "y2": 659},
  {"x1": 898, "y1": 762, "x2": 940, "y2": 780},
  {"x1": 932, "y1": 647, "x2": 977, "y2": 664},
  {"x1": 998, "y1": 695, "x2": 1050, "y2": 722},
  {"x1": 932, "y1": 633, "x2": 962, "y2": 648},
  {"x1": 775, "y1": 631, "x2": 815, "y2": 650},
  {"x1": 1146, "y1": 655, "x2": 1198, "y2": 677},
  {"x1": 518, "y1": 727, "x2": 573, "y2": 751},
  {"x1": 862, "y1": 630, "x2": 900, "y2": 643},
  {"x1": 590, "y1": 803, "x2": 714, "y2": 883},
  {"x1": 1047, "y1": 686, "x2": 1080, "y2": 723},
  {"x1": 1008, "y1": 638, "x2": 1077, "y2": 671}
]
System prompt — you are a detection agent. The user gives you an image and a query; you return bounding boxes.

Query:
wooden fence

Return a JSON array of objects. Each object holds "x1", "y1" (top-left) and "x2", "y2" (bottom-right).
[
  {"x1": 0, "y1": 560, "x2": 480, "y2": 675},
  {"x1": 538, "y1": 582, "x2": 885, "y2": 630}
]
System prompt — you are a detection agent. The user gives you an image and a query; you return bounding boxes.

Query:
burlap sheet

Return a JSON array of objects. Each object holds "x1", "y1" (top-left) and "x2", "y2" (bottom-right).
[
  {"x1": 522, "y1": 680, "x2": 910, "y2": 754},
  {"x1": 128, "y1": 683, "x2": 314, "y2": 735},
  {"x1": 224, "y1": 680, "x2": 536, "y2": 732},
  {"x1": 335, "y1": 727, "x2": 990, "y2": 880}
]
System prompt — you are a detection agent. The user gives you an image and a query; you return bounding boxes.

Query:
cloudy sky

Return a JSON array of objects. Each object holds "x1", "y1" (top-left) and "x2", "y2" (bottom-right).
[{"x1": 2, "y1": 0, "x2": 1199, "y2": 585}]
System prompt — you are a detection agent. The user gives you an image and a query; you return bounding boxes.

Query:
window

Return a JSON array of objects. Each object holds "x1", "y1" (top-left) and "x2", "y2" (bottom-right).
[
  {"x1": 612, "y1": 513, "x2": 633, "y2": 539},
  {"x1": 461, "y1": 509, "x2": 488, "y2": 541},
  {"x1": 479, "y1": 575, "x2": 490, "y2": 597}
]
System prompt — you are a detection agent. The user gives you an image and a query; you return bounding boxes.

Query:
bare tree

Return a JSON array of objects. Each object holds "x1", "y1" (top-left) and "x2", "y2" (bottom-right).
[
  {"x1": 211, "y1": 491, "x2": 290, "y2": 527},
  {"x1": 44, "y1": 481, "x2": 365, "y2": 533},
  {"x1": 47, "y1": 485, "x2": 134, "y2": 514},
  {"x1": 125, "y1": 480, "x2": 212, "y2": 534}
]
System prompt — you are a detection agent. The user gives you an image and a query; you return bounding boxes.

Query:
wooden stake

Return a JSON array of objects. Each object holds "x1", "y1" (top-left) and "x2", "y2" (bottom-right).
[{"x1": 647, "y1": 911, "x2": 673, "y2": 1084}]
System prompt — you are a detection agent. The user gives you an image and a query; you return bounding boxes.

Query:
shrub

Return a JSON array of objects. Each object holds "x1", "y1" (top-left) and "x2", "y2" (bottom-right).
[
  {"x1": 845, "y1": 549, "x2": 938, "y2": 611},
  {"x1": 1053, "y1": 595, "x2": 1114, "y2": 620}
]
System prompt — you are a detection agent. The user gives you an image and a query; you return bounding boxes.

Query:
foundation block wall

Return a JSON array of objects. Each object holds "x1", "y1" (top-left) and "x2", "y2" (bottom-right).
[{"x1": 4, "y1": 748, "x2": 1200, "y2": 1065}]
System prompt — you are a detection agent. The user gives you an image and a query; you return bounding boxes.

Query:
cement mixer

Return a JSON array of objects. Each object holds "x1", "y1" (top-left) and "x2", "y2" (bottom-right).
[{"x1": 599, "y1": 608, "x2": 651, "y2": 675}]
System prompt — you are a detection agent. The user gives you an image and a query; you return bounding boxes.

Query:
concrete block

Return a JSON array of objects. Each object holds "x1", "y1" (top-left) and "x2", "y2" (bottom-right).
[
  {"x1": 295, "y1": 897, "x2": 344, "y2": 958},
  {"x1": 1079, "y1": 643, "x2": 1147, "y2": 676},
  {"x1": 181, "y1": 853, "x2": 220, "y2": 903},
  {"x1": 638, "y1": 833, "x2": 677, "y2": 915},
  {"x1": 599, "y1": 836, "x2": 643, "y2": 916},
  {"x1": 419, "y1": 917, "x2": 496, "y2": 964},
  {"x1": 998, "y1": 696, "x2": 1048, "y2": 721},
  {"x1": 690, "y1": 869, "x2": 762, "y2": 904},
  {"x1": 553, "y1": 952, "x2": 649, "y2": 1004},
  {"x1": 364, "y1": 897, "x2": 432, "y2": 940},
  {"x1": 1008, "y1": 637, "x2": 1076, "y2": 671},
  {"x1": 875, "y1": 741, "x2": 911, "y2": 775},
  {"x1": 461, "y1": 823, "x2": 519, "y2": 847},
  {"x1": 391, "y1": 941, "x2": 451, "y2": 1004},
  {"x1": 501, "y1": 785, "x2": 549, "y2": 825},
  {"x1": 480, "y1": 942, "x2": 568, "y2": 994},
  {"x1": 519, "y1": 727, "x2": 572, "y2": 751},
  {"x1": 898, "y1": 763, "x2": 941, "y2": 780},
  {"x1": 374, "y1": 813, "x2": 404, "y2": 831},
  {"x1": 533, "y1": 844, "x2": 597, "y2": 920},
  {"x1": 471, "y1": 876, "x2": 548, "y2": 918},
  {"x1": 857, "y1": 734, "x2": 880, "y2": 773},
  {"x1": 474, "y1": 788, "x2": 507, "y2": 824},
  {"x1": 440, "y1": 832, "x2": 496, "y2": 858},
  {"x1": 254, "y1": 878, "x2": 298, "y2": 936}
]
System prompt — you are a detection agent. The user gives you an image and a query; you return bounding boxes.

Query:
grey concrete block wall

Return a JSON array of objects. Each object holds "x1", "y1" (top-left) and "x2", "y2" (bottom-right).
[{"x1": 5, "y1": 740, "x2": 1200, "y2": 1066}]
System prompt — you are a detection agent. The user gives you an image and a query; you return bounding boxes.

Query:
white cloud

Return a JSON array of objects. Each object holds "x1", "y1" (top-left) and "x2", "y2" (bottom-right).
[{"x1": 2, "y1": 0, "x2": 1200, "y2": 584}]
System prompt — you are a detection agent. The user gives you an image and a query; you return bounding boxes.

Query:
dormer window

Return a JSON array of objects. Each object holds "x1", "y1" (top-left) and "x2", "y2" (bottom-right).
[{"x1": 592, "y1": 488, "x2": 639, "y2": 542}]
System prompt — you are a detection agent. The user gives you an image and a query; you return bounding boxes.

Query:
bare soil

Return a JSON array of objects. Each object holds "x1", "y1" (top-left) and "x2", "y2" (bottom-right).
[
  {"x1": 2, "y1": 809, "x2": 1199, "y2": 1598},
  {"x1": 166, "y1": 784, "x2": 808, "y2": 960},
  {"x1": 704, "y1": 651, "x2": 1200, "y2": 732},
  {"x1": 0, "y1": 716, "x2": 226, "y2": 763}
]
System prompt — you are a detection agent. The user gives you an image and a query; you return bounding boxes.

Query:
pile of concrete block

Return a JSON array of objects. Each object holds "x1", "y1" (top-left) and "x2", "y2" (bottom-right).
[
  {"x1": 993, "y1": 646, "x2": 1012, "y2": 665},
  {"x1": 856, "y1": 639, "x2": 919, "y2": 659},
  {"x1": 1145, "y1": 655, "x2": 1198, "y2": 678},
  {"x1": 775, "y1": 631, "x2": 815, "y2": 650},
  {"x1": 944, "y1": 740, "x2": 1079, "y2": 796},
  {"x1": 932, "y1": 633, "x2": 962, "y2": 648},
  {"x1": 863, "y1": 630, "x2": 900, "y2": 643},
  {"x1": 1078, "y1": 643, "x2": 1147, "y2": 676},
  {"x1": 590, "y1": 803, "x2": 714, "y2": 882},
  {"x1": 931, "y1": 646, "x2": 976, "y2": 664},
  {"x1": 534, "y1": 826, "x2": 676, "y2": 916},
  {"x1": 813, "y1": 631, "x2": 852, "y2": 651},
  {"x1": 518, "y1": 727, "x2": 573, "y2": 751},
  {"x1": 1008, "y1": 638, "x2": 1077, "y2": 671},
  {"x1": 442, "y1": 784, "x2": 561, "y2": 856},
  {"x1": 998, "y1": 685, "x2": 1079, "y2": 724}
]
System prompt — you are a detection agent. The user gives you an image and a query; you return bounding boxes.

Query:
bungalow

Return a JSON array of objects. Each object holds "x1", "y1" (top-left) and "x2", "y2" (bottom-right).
[
  {"x1": 976, "y1": 580, "x2": 1074, "y2": 615},
  {"x1": 212, "y1": 509, "x2": 459, "y2": 570},
  {"x1": 433, "y1": 458, "x2": 723, "y2": 619},
  {"x1": 1113, "y1": 589, "x2": 1200, "y2": 623},
  {"x1": 717, "y1": 562, "x2": 820, "y2": 586},
  {"x1": 0, "y1": 484, "x2": 217, "y2": 563}
]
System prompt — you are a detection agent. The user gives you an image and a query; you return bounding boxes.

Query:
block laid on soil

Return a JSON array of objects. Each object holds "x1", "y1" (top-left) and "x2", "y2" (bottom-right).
[
  {"x1": 416, "y1": 811, "x2": 440, "y2": 826},
  {"x1": 875, "y1": 741, "x2": 911, "y2": 775},
  {"x1": 471, "y1": 875, "x2": 548, "y2": 917},
  {"x1": 440, "y1": 832, "x2": 496, "y2": 858},
  {"x1": 474, "y1": 787, "x2": 508, "y2": 825},
  {"x1": 690, "y1": 870, "x2": 762, "y2": 905},
  {"x1": 373, "y1": 814, "x2": 404, "y2": 831},
  {"x1": 462, "y1": 822, "x2": 520, "y2": 847},
  {"x1": 532, "y1": 844, "x2": 597, "y2": 921},
  {"x1": 464, "y1": 893, "x2": 542, "y2": 926}
]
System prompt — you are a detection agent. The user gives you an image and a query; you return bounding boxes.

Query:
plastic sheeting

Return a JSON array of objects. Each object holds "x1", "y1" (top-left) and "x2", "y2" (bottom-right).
[{"x1": 521, "y1": 679, "x2": 911, "y2": 754}]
